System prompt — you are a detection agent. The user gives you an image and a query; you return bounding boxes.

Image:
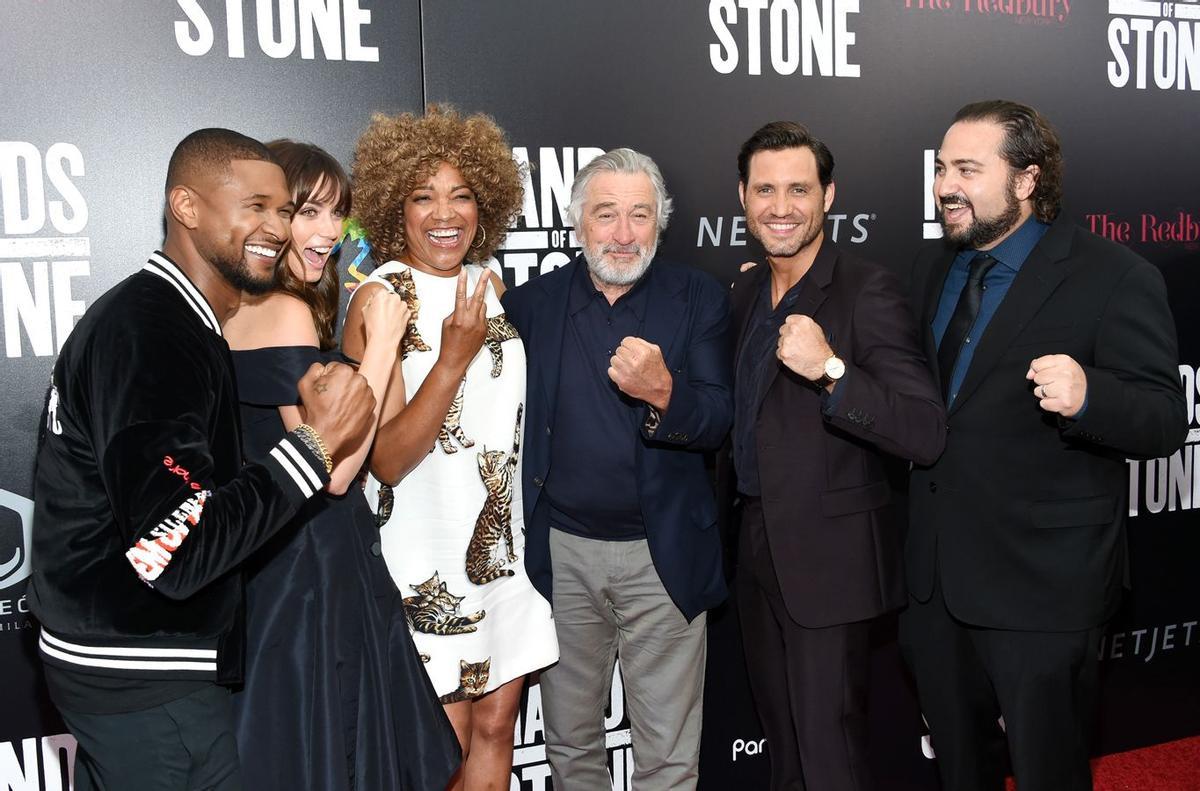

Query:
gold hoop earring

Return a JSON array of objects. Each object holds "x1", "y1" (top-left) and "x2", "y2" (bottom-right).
[{"x1": 472, "y1": 226, "x2": 487, "y2": 250}]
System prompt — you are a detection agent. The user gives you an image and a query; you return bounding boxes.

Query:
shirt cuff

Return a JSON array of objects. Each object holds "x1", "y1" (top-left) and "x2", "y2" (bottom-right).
[{"x1": 262, "y1": 432, "x2": 331, "y2": 500}]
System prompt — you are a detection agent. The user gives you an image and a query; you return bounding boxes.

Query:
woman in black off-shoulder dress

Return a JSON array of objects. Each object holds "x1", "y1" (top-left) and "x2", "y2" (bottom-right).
[{"x1": 223, "y1": 140, "x2": 458, "y2": 790}]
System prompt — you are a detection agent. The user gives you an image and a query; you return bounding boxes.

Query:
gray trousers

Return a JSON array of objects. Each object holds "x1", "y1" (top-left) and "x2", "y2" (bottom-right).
[{"x1": 540, "y1": 528, "x2": 706, "y2": 791}]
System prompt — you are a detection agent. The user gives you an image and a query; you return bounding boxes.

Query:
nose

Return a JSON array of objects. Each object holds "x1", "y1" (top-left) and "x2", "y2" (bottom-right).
[
  {"x1": 319, "y1": 212, "x2": 341, "y2": 241},
  {"x1": 266, "y1": 209, "x2": 289, "y2": 242},
  {"x1": 934, "y1": 170, "x2": 954, "y2": 200},
  {"x1": 613, "y1": 214, "x2": 636, "y2": 245},
  {"x1": 775, "y1": 193, "x2": 791, "y2": 217},
  {"x1": 432, "y1": 194, "x2": 455, "y2": 221}
]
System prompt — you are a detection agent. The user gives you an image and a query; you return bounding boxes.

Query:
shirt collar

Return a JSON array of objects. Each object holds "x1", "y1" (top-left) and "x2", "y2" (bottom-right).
[
  {"x1": 567, "y1": 257, "x2": 651, "y2": 320},
  {"x1": 143, "y1": 251, "x2": 222, "y2": 336},
  {"x1": 966, "y1": 215, "x2": 1051, "y2": 273}
]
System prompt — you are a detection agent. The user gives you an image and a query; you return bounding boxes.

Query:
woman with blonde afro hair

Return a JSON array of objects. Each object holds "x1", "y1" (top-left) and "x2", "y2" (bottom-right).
[{"x1": 342, "y1": 106, "x2": 559, "y2": 791}]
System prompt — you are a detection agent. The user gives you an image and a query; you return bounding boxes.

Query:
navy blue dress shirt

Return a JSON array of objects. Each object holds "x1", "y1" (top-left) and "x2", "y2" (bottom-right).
[
  {"x1": 932, "y1": 217, "x2": 1050, "y2": 406},
  {"x1": 545, "y1": 263, "x2": 649, "y2": 541}
]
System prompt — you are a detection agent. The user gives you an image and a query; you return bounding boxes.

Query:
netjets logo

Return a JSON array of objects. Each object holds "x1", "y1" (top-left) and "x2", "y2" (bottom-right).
[
  {"x1": 0, "y1": 141, "x2": 91, "y2": 358},
  {"x1": 486, "y1": 146, "x2": 603, "y2": 287},
  {"x1": 1107, "y1": 0, "x2": 1200, "y2": 90},
  {"x1": 0, "y1": 488, "x2": 34, "y2": 591}
]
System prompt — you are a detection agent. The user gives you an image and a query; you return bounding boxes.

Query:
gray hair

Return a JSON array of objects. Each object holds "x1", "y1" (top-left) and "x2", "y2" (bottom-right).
[{"x1": 567, "y1": 147, "x2": 674, "y2": 232}]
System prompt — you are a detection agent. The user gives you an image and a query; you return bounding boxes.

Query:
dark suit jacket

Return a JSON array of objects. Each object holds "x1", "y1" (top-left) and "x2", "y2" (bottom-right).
[
  {"x1": 907, "y1": 218, "x2": 1187, "y2": 632},
  {"x1": 502, "y1": 255, "x2": 734, "y2": 622},
  {"x1": 719, "y1": 240, "x2": 945, "y2": 628}
]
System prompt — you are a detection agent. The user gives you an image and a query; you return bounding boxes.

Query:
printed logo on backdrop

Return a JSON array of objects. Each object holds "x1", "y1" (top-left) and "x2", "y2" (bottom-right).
[
  {"x1": 0, "y1": 733, "x2": 75, "y2": 791},
  {"x1": 174, "y1": 0, "x2": 380, "y2": 61},
  {"x1": 0, "y1": 142, "x2": 90, "y2": 359},
  {"x1": 708, "y1": 0, "x2": 862, "y2": 77},
  {"x1": 1107, "y1": 0, "x2": 1200, "y2": 90},
  {"x1": 0, "y1": 488, "x2": 34, "y2": 635},
  {"x1": 1100, "y1": 618, "x2": 1199, "y2": 663},
  {"x1": 1127, "y1": 364, "x2": 1200, "y2": 517},
  {"x1": 1086, "y1": 208, "x2": 1200, "y2": 249},
  {"x1": 921, "y1": 148, "x2": 943, "y2": 241},
  {"x1": 697, "y1": 211, "x2": 877, "y2": 250},
  {"x1": 485, "y1": 146, "x2": 603, "y2": 287},
  {"x1": 510, "y1": 669, "x2": 633, "y2": 789},
  {"x1": 900, "y1": 0, "x2": 1071, "y2": 24}
]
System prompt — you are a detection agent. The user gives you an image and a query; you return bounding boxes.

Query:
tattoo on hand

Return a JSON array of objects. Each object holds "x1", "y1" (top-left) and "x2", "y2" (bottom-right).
[{"x1": 314, "y1": 382, "x2": 329, "y2": 394}]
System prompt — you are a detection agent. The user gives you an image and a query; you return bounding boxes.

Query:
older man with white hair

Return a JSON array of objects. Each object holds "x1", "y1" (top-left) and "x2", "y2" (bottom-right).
[{"x1": 502, "y1": 148, "x2": 733, "y2": 790}]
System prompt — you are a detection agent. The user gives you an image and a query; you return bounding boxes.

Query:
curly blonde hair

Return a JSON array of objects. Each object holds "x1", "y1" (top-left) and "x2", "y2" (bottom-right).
[{"x1": 351, "y1": 105, "x2": 525, "y2": 264}]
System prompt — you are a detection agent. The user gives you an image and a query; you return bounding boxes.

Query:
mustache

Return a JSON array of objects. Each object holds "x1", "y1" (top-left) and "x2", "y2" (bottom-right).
[
  {"x1": 938, "y1": 193, "x2": 972, "y2": 210},
  {"x1": 601, "y1": 242, "x2": 643, "y2": 255}
]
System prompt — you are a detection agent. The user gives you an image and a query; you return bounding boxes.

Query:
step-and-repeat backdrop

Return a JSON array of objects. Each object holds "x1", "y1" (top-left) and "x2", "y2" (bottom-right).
[{"x1": 2, "y1": 2, "x2": 1198, "y2": 789}]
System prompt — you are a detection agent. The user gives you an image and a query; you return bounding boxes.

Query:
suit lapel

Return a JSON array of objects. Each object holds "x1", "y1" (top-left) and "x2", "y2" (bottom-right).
[
  {"x1": 949, "y1": 220, "x2": 1074, "y2": 414},
  {"x1": 919, "y1": 248, "x2": 957, "y2": 381},
  {"x1": 732, "y1": 263, "x2": 770, "y2": 374},
  {"x1": 639, "y1": 259, "x2": 689, "y2": 363},
  {"x1": 531, "y1": 262, "x2": 573, "y2": 417},
  {"x1": 759, "y1": 241, "x2": 836, "y2": 402}
]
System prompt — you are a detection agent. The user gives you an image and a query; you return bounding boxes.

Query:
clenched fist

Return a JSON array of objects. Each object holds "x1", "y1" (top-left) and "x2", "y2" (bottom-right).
[
  {"x1": 608, "y1": 336, "x2": 673, "y2": 411},
  {"x1": 298, "y1": 362, "x2": 376, "y2": 461},
  {"x1": 777, "y1": 314, "x2": 834, "y2": 383},
  {"x1": 1026, "y1": 354, "x2": 1088, "y2": 418}
]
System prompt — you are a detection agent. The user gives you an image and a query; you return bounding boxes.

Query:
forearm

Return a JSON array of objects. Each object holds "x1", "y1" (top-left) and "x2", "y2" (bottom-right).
[
  {"x1": 370, "y1": 356, "x2": 466, "y2": 484},
  {"x1": 328, "y1": 338, "x2": 400, "y2": 493}
]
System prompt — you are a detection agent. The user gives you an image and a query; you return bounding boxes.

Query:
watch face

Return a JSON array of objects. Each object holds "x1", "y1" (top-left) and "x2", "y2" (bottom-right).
[{"x1": 825, "y1": 356, "x2": 846, "y2": 380}]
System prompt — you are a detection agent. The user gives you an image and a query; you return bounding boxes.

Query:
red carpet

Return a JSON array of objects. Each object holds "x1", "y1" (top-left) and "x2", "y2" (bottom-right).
[{"x1": 1004, "y1": 736, "x2": 1200, "y2": 790}]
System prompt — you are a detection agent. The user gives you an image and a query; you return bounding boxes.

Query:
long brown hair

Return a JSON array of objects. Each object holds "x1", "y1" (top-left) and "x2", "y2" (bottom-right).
[{"x1": 266, "y1": 139, "x2": 351, "y2": 350}]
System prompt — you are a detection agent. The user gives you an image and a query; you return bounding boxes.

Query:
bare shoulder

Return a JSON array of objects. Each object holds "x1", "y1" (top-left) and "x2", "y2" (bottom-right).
[{"x1": 227, "y1": 293, "x2": 318, "y2": 349}]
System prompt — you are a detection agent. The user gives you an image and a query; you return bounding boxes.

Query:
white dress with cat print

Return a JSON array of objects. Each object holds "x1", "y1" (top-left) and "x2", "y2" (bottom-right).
[{"x1": 360, "y1": 261, "x2": 558, "y2": 701}]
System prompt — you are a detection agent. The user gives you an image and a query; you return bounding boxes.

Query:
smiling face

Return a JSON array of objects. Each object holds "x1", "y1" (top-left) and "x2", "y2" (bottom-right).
[
  {"x1": 739, "y1": 147, "x2": 834, "y2": 261},
  {"x1": 286, "y1": 177, "x2": 345, "y2": 283},
  {"x1": 935, "y1": 120, "x2": 1034, "y2": 250},
  {"x1": 401, "y1": 161, "x2": 479, "y2": 275},
  {"x1": 577, "y1": 170, "x2": 660, "y2": 286},
  {"x1": 192, "y1": 159, "x2": 293, "y2": 295}
]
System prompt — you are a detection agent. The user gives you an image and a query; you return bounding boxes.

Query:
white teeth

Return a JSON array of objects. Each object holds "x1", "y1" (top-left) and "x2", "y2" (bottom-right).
[
  {"x1": 310, "y1": 247, "x2": 330, "y2": 254},
  {"x1": 428, "y1": 229, "x2": 459, "y2": 238},
  {"x1": 245, "y1": 244, "x2": 278, "y2": 258}
]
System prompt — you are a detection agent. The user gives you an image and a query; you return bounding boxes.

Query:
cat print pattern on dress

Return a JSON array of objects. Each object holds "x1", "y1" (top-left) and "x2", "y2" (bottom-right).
[
  {"x1": 402, "y1": 571, "x2": 487, "y2": 636},
  {"x1": 381, "y1": 269, "x2": 432, "y2": 359},
  {"x1": 465, "y1": 405, "x2": 522, "y2": 585},
  {"x1": 438, "y1": 658, "x2": 491, "y2": 704},
  {"x1": 483, "y1": 314, "x2": 520, "y2": 378},
  {"x1": 436, "y1": 378, "x2": 475, "y2": 454}
]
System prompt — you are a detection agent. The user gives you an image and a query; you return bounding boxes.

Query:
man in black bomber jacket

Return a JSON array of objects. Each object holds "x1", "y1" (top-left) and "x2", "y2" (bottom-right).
[{"x1": 28, "y1": 129, "x2": 374, "y2": 790}]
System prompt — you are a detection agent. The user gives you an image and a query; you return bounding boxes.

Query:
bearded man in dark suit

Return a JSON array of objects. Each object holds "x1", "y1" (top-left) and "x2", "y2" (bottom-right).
[{"x1": 902, "y1": 100, "x2": 1187, "y2": 791}]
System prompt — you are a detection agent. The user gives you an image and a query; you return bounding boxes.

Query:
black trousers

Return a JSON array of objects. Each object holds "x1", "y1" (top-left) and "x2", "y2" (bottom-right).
[
  {"x1": 60, "y1": 683, "x2": 242, "y2": 791},
  {"x1": 899, "y1": 584, "x2": 1101, "y2": 791},
  {"x1": 736, "y1": 497, "x2": 874, "y2": 791}
]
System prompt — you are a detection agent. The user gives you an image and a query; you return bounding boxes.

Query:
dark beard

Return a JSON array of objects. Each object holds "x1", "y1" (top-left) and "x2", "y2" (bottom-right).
[
  {"x1": 940, "y1": 179, "x2": 1022, "y2": 249},
  {"x1": 211, "y1": 252, "x2": 275, "y2": 296}
]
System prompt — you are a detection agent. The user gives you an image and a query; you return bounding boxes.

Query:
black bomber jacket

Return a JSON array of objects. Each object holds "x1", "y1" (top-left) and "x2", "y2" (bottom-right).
[{"x1": 28, "y1": 252, "x2": 330, "y2": 684}]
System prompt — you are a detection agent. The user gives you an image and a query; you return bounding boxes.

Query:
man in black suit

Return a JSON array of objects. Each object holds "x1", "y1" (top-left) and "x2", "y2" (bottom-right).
[
  {"x1": 902, "y1": 100, "x2": 1187, "y2": 791},
  {"x1": 723, "y1": 122, "x2": 945, "y2": 791}
]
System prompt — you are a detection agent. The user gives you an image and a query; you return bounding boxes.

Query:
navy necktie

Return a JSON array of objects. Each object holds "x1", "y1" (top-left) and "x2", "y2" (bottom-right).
[{"x1": 937, "y1": 252, "x2": 998, "y2": 402}]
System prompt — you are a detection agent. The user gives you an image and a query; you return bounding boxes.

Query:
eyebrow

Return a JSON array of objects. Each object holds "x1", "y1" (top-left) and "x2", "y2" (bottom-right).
[
  {"x1": 591, "y1": 201, "x2": 654, "y2": 212},
  {"x1": 934, "y1": 156, "x2": 986, "y2": 168},
  {"x1": 751, "y1": 180, "x2": 813, "y2": 190}
]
